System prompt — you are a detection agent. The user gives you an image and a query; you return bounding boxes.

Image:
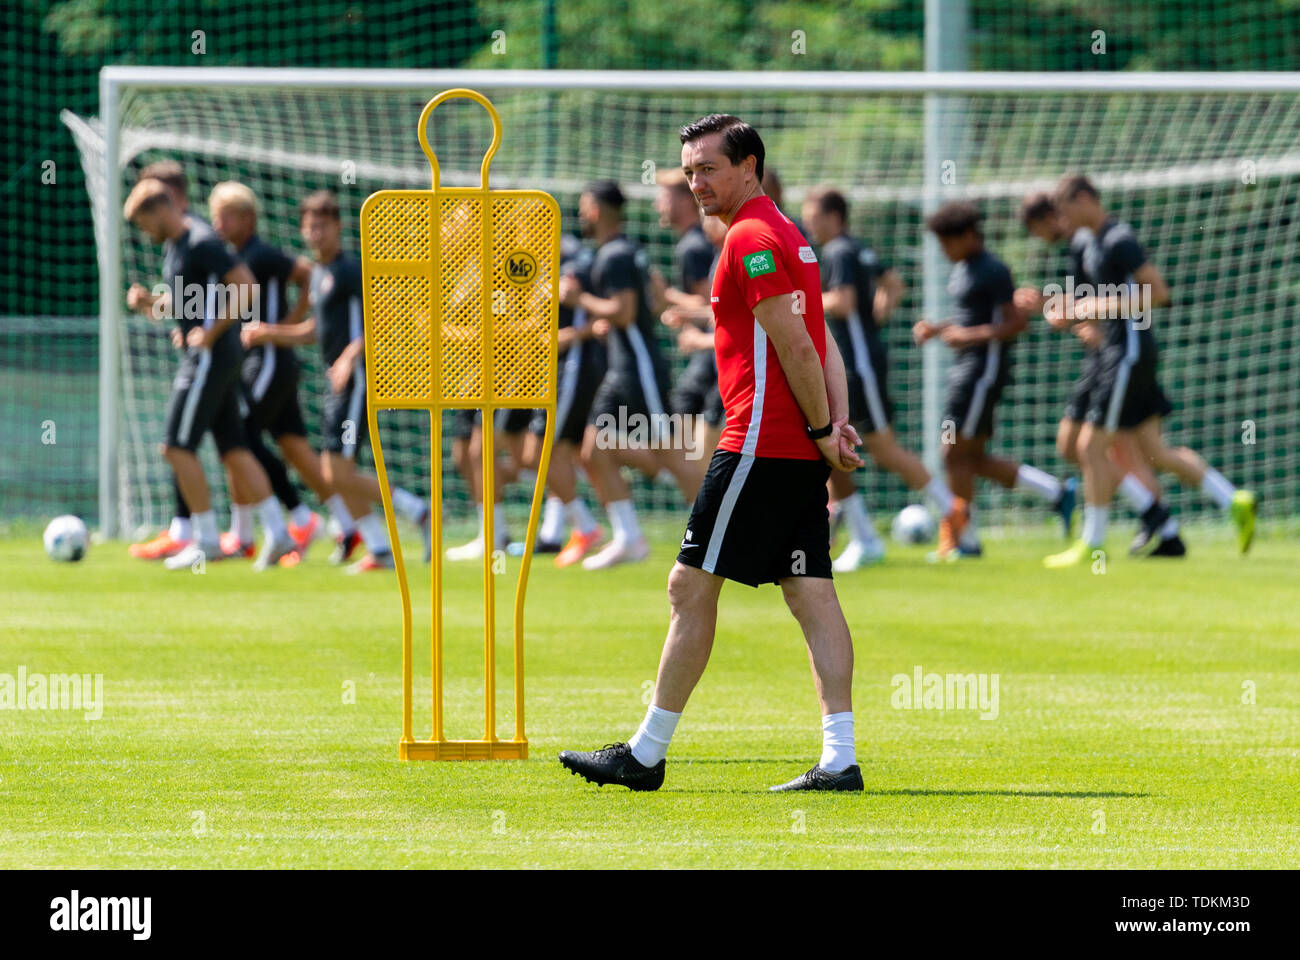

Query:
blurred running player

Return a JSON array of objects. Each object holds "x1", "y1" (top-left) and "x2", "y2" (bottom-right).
[
  {"x1": 1044, "y1": 176, "x2": 1256, "y2": 566},
  {"x1": 122, "y1": 179, "x2": 296, "y2": 571},
  {"x1": 915, "y1": 201, "x2": 1073, "y2": 561},
  {"x1": 659, "y1": 212, "x2": 729, "y2": 459},
  {"x1": 1018, "y1": 190, "x2": 1183, "y2": 556},
  {"x1": 520, "y1": 233, "x2": 607, "y2": 567},
  {"x1": 256, "y1": 190, "x2": 431, "y2": 572},
  {"x1": 654, "y1": 169, "x2": 716, "y2": 486},
  {"x1": 563, "y1": 181, "x2": 701, "y2": 569},
  {"x1": 207, "y1": 182, "x2": 331, "y2": 561},
  {"x1": 125, "y1": 161, "x2": 209, "y2": 559},
  {"x1": 803, "y1": 185, "x2": 961, "y2": 570}
]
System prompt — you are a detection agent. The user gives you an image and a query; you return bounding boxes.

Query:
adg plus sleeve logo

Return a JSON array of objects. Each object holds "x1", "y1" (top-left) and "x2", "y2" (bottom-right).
[
  {"x1": 504, "y1": 250, "x2": 539, "y2": 285},
  {"x1": 743, "y1": 249, "x2": 775, "y2": 278}
]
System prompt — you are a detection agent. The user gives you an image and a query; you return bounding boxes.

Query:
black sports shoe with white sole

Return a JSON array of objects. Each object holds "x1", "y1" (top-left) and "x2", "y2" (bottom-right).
[
  {"x1": 1130, "y1": 502, "x2": 1172, "y2": 557},
  {"x1": 558, "y1": 742, "x2": 665, "y2": 791},
  {"x1": 1149, "y1": 533, "x2": 1187, "y2": 557},
  {"x1": 769, "y1": 764, "x2": 864, "y2": 792}
]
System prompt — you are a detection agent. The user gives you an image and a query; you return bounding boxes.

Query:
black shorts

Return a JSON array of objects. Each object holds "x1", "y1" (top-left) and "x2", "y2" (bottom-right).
[
  {"x1": 1087, "y1": 340, "x2": 1173, "y2": 432},
  {"x1": 449, "y1": 408, "x2": 478, "y2": 441},
  {"x1": 676, "y1": 449, "x2": 832, "y2": 588},
  {"x1": 1062, "y1": 350, "x2": 1099, "y2": 424},
  {"x1": 530, "y1": 354, "x2": 602, "y2": 444},
  {"x1": 244, "y1": 362, "x2": 307, "y2": 440},
  {"x1": 944, "y1": 353, "x2": 1007, "y2": 440},
  {"x1": 589, "y1": 369, "x2": 672, "y2": 427},
  {"x1": 163, "y1": 346, "x2": 247, "y2": 454},
  {"x1": 447, "y1": 407, "x2": 542, "y2": 440},
  {"x1": 495, "y1": 408, "x2": 534, "y2": 435},
  {"x1": 669, "y1": 352, "x2": 718, "y2": 417},
  {"x1": 322, "y1": 373, "x2": 368, "y2": 458},
  {"x1": 845, "y1": 349, "x2": 893, "y2": 435}
]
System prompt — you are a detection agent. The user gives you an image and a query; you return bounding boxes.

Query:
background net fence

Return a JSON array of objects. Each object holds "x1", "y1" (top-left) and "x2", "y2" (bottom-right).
[{"x1": 6, "y1": 1, "x2": 1300, "y2": 533}]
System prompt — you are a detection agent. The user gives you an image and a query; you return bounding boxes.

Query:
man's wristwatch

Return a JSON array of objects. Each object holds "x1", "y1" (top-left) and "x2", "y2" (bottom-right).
[{"x1": 806, "y1": 421, "x2": 833, "y2": 440}]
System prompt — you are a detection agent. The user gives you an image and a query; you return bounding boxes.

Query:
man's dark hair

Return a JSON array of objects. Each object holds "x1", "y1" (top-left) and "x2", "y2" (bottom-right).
[
  {"x1": 1019, "y1": 191, "x2": 1057, "y2": 227},
  {"x1": 584, "y1": 180, "x2": 625, "y2": 211},
  {"x1": 138, "y1": 160, "x2": 188, "y2": 198},
  {"x1": 805, "y1": 185, "x2": 849, "y2": 225},
  {"x1": 926, "y1": 201, "x2": 983, "y2": 238},
  {"x1": 679, "y1": 114, "x2": 765, "y2": 181},
  {"x1": 299, "y1": 189, "x2": 341, "y2": 221},
  {"x1": 1055, "y1": 173, "x2": 1099, "y2": 204}
]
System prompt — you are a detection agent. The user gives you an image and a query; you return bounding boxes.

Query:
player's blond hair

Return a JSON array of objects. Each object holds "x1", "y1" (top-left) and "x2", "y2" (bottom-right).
[
  {"x1": 123, "y1": 178, "x2": 172, "y2": 221},
  {"x1": 655, "y1": 167, "x2": 692, "y2": 196},
  {"x1": 209, "y1": 181, "x2": 260, "y2": 217}
]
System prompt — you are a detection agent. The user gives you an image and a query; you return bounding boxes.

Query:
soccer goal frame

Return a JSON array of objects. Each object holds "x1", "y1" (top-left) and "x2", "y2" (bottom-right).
[{"x1": 94, "y1": 66, "x2": 1300, "y2": 537}]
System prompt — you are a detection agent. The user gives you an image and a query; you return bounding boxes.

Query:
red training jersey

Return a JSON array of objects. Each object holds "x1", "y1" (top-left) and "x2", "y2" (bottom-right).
[{"x1": 711, "y1": 194, "x2": 826, "y2": 460}]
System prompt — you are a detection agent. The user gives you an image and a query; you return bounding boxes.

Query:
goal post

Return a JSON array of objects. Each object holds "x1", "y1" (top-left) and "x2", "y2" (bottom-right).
[{"x1": 77, "y1": 67, "x2": 1300, "y2": 539}]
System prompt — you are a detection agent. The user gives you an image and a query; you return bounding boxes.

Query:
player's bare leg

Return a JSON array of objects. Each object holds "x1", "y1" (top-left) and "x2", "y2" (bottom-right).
[
  {"x1": 1131, "y1": 416, "x2": 1255, "y2": 552},
  {"x1": 934, "y1": 437, "x2": 976, "y2": 560},
  {"x1": 222, "y1": 448, "x2": 294, "y2": 570},
  {"x1": 269, "y1": 434, "x2": 329, "y2": 558},
  {"x1": 770, "y1": 576, "x2": 861, "y2": 790},
  {"x1": 828, "y1": 468, "x2": 885, "y2": 571},
  {"x1": 447, "y1": 422, "x2": 507, "y2": 561},
  {"x1": 1046, "y1": 422, "x2": 1119, "y2": 567},
  {"x1": 577, "y1": 425, "x2": 650, "y2": 569},
  {"x1": 220, "y1": 460, "x2": 257, "y2": 559},
  {"x1": 558, "y1": 563, "x2": 723, "y2": 790},
  {"x1": 322, "y1": 452, "x2": 392, "y2": 570},
  {"x1": 534, "y1": 436, "x2": 605, "y2": 566}
]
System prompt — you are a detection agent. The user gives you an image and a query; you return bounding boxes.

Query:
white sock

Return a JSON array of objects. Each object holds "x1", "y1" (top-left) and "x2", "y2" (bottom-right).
[
  {"x1": 1082, "y1": 505, "x2": 1108, "y2": 548},
  {"x1": 356, "y1": 512, "x2": 390, "y2": 554},
  {"x1": 608, "y1": 499, "x2": 640, "y2": 545},
  {"x1": 924, "y1": 477, "x2": 954, "y2": 516},
  {"x1": 960, "y1": 507, "x2": 980, "y2": 549},
  {"x1": 1118, "y1": 473, "x2": 1155, "y2": 514},
  {"x1": 229, "y1": 503, "x2": 254, "y2": 543},
  {"x1": 819, "y1": 711, "x2": 856, "y2": 773},
  {"x1": 1015, "y1": 463, "x2": 1062, "y2": 503},
  {"x1": 391, "y1": 485, "x2": 426, "y2": 524},
  {"x1": 541, "y1": 496, "x2": 566, "y2": 543},
  {"x1": 289, "y1": 503, "x2": 312, "y2": 528},
  {"x1": 326, "y1": 494, "x2": 355, "y2": 536},
  {"x1": 169, "y1": 516, "x2": 192, "y2": 542},
  {"x1": 1201, "y1": 467, "x2": 1235, "y2": 511},
  {"x1": 565, "y1": 497, "x2": 597, "y2": 535},
  {"x1": 628, "y1": 704, "x2": 681, "y2": 767},
  {"x1": 1161, "y1": 516, "x2": 1180, "y2": 538},
  {"x1": 256, "y1": 496, "x2": 287, "y2": 540},
  {"x1": 474, "y1": 503, "x2": 486, "y2": 542},
  {"x1": 193, "y1": 510, "x2": 219, "y2": 545},
  {"x1": 840, "y1": 494, "x2": 878, "y2": 546}
]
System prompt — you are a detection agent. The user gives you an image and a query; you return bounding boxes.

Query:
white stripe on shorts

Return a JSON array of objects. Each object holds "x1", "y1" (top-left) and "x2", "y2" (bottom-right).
[
  {"x1": 625, "y1": 325, "x2": 665, "y2": 417},
  {"x1": 702, "y1": 321, "x2": 767, "y2": 574},
  {"x1": 846, "y1": 311, "x2": 887, "y2": 430},
  {"x1": 344, "y1": 372, "x2": 365, "y2": 459},
  {"x1": 1105, "y1": 319, "x2": 1140, "y2": 432},
  {"x1": 961, "y1": 342, "x2": 1001, "y2": 438},
  {"x1": 177, "y1": 350, "x2": 211, "y2": 448}
]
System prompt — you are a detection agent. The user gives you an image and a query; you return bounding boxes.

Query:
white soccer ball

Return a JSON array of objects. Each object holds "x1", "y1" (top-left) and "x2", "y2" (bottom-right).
[
  {"x1": 44, "y1": 515, "x2": 89, "y2": 563},
  {"x1": 891, "y1": 505, "x2": 936, "y2": 545}
]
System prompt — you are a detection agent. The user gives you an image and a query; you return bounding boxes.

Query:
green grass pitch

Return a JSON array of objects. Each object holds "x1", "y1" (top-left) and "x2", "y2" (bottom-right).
[{"x1": 2, "y1": 525, "x2": 1297, "y2": 869}]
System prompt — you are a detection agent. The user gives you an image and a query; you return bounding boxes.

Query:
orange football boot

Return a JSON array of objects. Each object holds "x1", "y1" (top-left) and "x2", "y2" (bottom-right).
[
  {"x1": 555, "y1": 527, "x2": 606, "y2": 568},
  {"x1": 219, "y1": 531, "x2": 255, "y2": 559},
  {"x1": 128, "y1": 530, "x2": 189, "y2": 560}
]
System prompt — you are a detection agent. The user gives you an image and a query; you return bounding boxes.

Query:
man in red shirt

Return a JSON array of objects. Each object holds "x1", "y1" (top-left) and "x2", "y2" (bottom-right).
[{"x1": 560, "y1": 114, "x2": 866, "y2": 793}]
